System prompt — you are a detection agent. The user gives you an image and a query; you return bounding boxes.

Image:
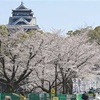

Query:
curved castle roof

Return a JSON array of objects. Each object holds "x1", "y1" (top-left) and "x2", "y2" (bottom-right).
[
  {"x1": 13, "y1": 2, "x2": 32, "y2": 11},
  {"x1": 7, "y1": 2, "x2": 40, "y2": 31}
]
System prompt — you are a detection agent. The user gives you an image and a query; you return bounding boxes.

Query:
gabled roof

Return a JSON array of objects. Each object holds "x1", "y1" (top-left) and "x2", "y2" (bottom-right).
[
  {"x1": 16, "y1": 2, "x2": 29, "y2": 10},
  {"x1": 13, "y1": 17, "x2": 30, "y2": 25}
]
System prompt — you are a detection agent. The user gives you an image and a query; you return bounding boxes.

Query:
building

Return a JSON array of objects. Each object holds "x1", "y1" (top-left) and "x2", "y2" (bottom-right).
[{"x1": 7, "y1": 2, "x2": 40, "y2": 32}]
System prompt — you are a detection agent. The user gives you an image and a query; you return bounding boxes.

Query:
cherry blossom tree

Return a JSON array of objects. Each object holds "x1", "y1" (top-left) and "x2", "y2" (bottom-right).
[
  {"x1": 0, "y1": 30, "x2": 45, "y2": 92},
  {"x1": 0, "y1": 27, "x2": 100, "y2": 94},
  {"x1": 30, "y1": 30, "x2": 100, "y2": 93}
]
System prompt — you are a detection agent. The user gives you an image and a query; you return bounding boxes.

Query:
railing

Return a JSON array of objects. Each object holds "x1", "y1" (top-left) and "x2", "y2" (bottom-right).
[{"x1": 0, "y1": 93, "x2": 83, "y2": 100}]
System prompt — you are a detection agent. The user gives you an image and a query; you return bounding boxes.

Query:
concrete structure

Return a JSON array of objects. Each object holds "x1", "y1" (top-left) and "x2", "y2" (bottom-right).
[{"x1": 7, "y1": 2, "x2": 40, "y2": 32}]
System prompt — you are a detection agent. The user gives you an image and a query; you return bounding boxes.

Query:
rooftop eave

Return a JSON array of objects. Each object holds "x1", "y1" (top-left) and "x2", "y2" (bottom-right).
[
  {"x1": 16, "y1": 2, "x2": 27, "y2": 9},
  {"x1": 14, "y1": 2, "x2": 31, "y2": 11},
  {"x1": 12, "y1": 9, "x2": 32, "y2": 11}
]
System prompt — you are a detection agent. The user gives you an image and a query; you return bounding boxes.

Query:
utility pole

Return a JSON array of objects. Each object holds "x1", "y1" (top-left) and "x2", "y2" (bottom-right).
[
  {"x1": 47, "y1": 54, "x2": 61, "y2": 95},
  {"x1": 0, "y1": 40, "x2": 4, "y2": 93},
  {"x1": 42, "y1": 67, "x2": 44, "y2": 88},
  {"x1": 60, "y1": 67, "x2": 65, "y2": 94},
  {"x1": 0, "y1": 40, "x2": 1, "y2": 55},
  {"x1": 0, "y1": 40, "x2": 3, "y2": 60},
  {"x1": 55, "y1": 63, "x2": 57, "y2": 96},
  {"x1": 55, "y1": 54, "x2": 61, "y2": 95}
]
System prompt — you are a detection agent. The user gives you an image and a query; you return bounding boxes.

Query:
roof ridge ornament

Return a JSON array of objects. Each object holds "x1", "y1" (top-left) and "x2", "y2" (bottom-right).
[
  {"x1": 15, "y1": 1, "x2": 28, "y2": 10},
  {"x1": 21, "y1": 1, "x2": 24, "y2": 5}
]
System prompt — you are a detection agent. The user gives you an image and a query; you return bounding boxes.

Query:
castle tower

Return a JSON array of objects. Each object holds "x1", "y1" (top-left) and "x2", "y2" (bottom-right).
[{"x1": 7, "y1": 2, "x2": 40, "y2": 32}]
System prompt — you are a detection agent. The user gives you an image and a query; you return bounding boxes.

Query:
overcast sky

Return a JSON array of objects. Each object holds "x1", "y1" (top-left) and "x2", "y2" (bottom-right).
[{"x1": 1, "y1": 0, "x2": 100, "y2": 34}]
